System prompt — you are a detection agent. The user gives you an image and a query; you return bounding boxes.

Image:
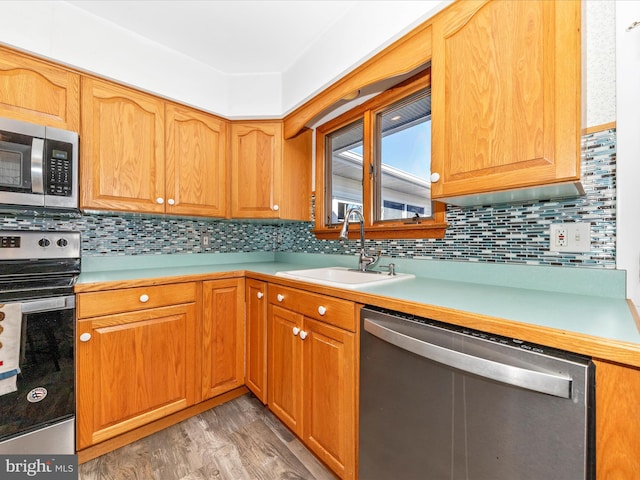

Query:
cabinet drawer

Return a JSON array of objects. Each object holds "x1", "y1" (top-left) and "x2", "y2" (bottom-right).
[
  {"x1": 77, "y1": 282, "x2": 197, "y2": 319},
  {"x1": 268, "y1": 285, "x2": 356, "y2": 332}
]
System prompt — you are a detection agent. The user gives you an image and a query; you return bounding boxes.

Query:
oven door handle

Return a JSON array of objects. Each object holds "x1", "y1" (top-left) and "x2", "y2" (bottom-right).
[
  {"x1": 21, "y1": 295, "x2": 75, "y2": 313},
  {"x1": 31, "y1": 137, "x2": 45, "y2": 194},
  {"x1": 363, "y1": 317, "x2": 572, "y2": 399}
]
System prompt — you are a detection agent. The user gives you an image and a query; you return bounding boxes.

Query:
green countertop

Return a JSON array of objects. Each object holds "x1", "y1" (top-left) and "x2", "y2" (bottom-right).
[{"x1": 78, "y1": 252, "x2": 639, "y2": 351}]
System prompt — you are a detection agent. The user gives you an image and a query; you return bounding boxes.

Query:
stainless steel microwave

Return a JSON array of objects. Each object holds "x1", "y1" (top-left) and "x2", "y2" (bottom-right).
[{"x1": 0, "y1": 117, "x2": 78, "y2": 210}]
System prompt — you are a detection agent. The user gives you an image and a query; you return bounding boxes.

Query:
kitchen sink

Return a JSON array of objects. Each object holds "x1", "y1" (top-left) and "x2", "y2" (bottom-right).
[{"x1": 275, "y1": 266, "x2": 415, "y2": 289}]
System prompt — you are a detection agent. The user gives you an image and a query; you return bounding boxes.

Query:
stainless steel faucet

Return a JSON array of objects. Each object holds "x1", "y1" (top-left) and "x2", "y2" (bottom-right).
[{"x1": 339, "y1": 207, "x2": 380, "y2": 272}]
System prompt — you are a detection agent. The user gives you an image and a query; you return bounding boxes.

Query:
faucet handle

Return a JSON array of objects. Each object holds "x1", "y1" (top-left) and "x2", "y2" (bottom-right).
[{"x1": 379, "y1": 263, "x2": 396, "y2": 276}]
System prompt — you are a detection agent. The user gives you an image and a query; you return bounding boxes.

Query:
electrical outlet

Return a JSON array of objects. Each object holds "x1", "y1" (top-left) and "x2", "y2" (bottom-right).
[
  {"x1": 549, "y1": 222, "x2": 591, "y2": 252},
  {"x1": 201, "y1": 233, "x2": 211, "y2": 248},
  {"x1": 554, "y1": 227, "x2": 567, "y2": 247}
]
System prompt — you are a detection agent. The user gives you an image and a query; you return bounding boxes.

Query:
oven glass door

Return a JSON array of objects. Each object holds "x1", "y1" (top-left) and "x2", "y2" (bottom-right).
[{"x1": 0, "y1": 296, "x2": 75, "y2": 441}]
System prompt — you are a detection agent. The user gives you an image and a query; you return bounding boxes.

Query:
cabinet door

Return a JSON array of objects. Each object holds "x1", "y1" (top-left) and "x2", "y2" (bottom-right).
[
  {"x1": 268, "y1": 304, "x2": 303, "y2": 433},
  {"x1": 594, "y1": 360, "x2": 640, "y2": 479},
  {"x1": 201, "y1": 279, "x2": 245, "y2": 400},
  {"x1": 230, "y1": 122, "x2": 282, "y2": 218},
  {"x1": 246, "y1": 279, "x2": 267, "y2": 403},
  {"x1": 303, "y1": 318, "x2": 357, "y2": 480},
  {"x1": 0, "y1": 47, "x2": 80, "y2": 130},
  {"x1": 81, "y1": 77, "x2": 165, "y2": 213},
  {"x1": 431, "y1": 0, "x2": 581, "y2": 199},
  {"x1": 165, "y1": 104, "x2": 228, "y2": 217},
  {"x1": 76, "y1": 303, "x2": 196, "y2": 449}
]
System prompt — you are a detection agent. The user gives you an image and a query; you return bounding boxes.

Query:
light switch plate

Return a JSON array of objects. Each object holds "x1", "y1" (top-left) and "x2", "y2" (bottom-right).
[{"x1": 549, "y1": 222, "x2": 591, "y2": 252}]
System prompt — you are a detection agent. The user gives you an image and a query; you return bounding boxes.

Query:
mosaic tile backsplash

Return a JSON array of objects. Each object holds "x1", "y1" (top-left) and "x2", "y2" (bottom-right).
[{"x1": 0, "y1": 129, "x2": 616, "y2": 269}]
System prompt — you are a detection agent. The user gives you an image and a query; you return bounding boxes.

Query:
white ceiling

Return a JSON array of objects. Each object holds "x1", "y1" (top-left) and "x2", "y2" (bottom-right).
[{"x1": 66, "y1": 0, "x2": 360, "y2": 75}]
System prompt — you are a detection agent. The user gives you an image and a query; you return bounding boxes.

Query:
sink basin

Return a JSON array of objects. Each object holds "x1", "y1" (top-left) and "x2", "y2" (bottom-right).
[{"x1": 275, "y1": 266, "x2": 415, "y2": 289}]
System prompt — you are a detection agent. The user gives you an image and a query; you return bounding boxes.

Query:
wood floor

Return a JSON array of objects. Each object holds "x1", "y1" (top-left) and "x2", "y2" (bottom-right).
[{"x1": 79, "y1": 394, "x2": 337, "y2": 480}]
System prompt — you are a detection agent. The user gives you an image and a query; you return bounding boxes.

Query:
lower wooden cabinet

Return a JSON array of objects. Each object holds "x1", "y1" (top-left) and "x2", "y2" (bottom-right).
[
  {"x1": 245, "y1": 279, "x2": 268, "y2": 403},
  {"x1": 268, "y1": 285, "x2": 358, "y2": 480},
  {"x1": 76, "y1": 282, "x2": 198, "y2": 450},
  {"x1": 594, "y1": 359, "x2": 640, "y2": 479},
  {"x1": 201, "y1": 278, "x2": 245, "y2": 401}
]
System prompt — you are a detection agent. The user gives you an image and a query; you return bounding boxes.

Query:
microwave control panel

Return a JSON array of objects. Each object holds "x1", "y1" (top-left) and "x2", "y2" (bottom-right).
[{"x1": 45, "y1": 139, "x2": 73, "y2": 197}]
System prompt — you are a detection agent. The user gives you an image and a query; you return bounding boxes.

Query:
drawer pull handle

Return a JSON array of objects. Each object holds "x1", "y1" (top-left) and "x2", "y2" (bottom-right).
[
  {"x1": 139, "y1": 294, "x2": 150, "y2": 303},
  {"x1": 318, "y1": 306, "x2": 327, "y2": 316},
  {"x1": 299, "y1": 330, "x2": 308, "y2": 340},
  {"x1": 277, "y1": 294, "x2": 284, "y2": 302},
  {"x1": 257, "y1": 292, "x2": 264, "y2": 299},
  {"x1": 293, "y1": 327, "x2": 300, "y2": 336},
  {"x1": 79, "y1": 333, "x2": 92, "y2": 342}
]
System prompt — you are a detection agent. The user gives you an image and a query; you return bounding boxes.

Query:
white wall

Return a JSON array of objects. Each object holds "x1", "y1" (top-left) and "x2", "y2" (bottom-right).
[
  {"x1": 0, "y1": 0, "x2": 449, "y2": 118},
  {"x1": 616, "y1": 1, "x2": 640, "y2": 307}
]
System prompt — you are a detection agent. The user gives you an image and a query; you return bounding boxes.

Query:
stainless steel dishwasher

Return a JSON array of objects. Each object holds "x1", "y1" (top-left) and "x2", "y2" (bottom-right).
[{"x1": 359, "y1": 306, "x2": 595, "y2": 480}]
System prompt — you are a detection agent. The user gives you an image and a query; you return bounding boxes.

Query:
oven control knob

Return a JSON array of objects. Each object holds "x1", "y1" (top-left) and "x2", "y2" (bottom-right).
[
  {"x1": 79, "y1": 333, "x2": 92, "y2": 342},
  {"x1": 38, "y1": 238, "x2": 51, "y2": 248},
  {"x1": 57, "y1": 238, "x2": 69, "y2": 247}
]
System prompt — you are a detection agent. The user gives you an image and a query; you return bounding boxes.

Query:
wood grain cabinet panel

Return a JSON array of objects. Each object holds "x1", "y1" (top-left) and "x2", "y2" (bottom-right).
[
  {"x1": 431, "y1": 0, "x2": 581, "y2": 200},
  {"x1": 77, "y1": 297, "x2": 197, "y2": 450},
  {"x1": 201, "y1": 279, "x2": 245, "y2": 401},
  {"x1": 268, "y1": 304, "x2": 303, "y2": 432},
  {"x1": 81, "y1": 78, "x2": 228, "y2": 217},
  {"x1": 267, "y1": 285, "x2": 357, "y2": 480},
  {"x1": 0, "y1": 46, "x2": 80, "y2": 130},
  {"x1": 302, "y1": 318, "x2": 356, "y2": 480},
  {"x1": 165, "y1": 104, "x2": 227, "y2": 217},
  {"x1": 594, "y1": 359, "x2": 640, "y2": 479},
  {"x1": 245, "y1": 279, "x2": 268, "y2": 403},
  {"x1": 81, "y1": 77, "x2": 165, "y2": 213},
  {"x1": 230, "y1": 122, "x2": 311, "y2": 220}
]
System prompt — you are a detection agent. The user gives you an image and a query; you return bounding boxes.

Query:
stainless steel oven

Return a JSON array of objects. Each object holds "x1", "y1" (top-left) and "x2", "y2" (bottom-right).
[
  {"x1": 0, "y1": 230, "x2": 80, "y2": 454},
  {"x1": 0, "y1": 117, "x2": 78, "y2": 210}
]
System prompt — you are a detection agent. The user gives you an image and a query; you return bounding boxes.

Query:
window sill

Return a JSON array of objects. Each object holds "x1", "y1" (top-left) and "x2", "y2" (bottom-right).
[{"x1": 312, "y1": 221, "x2": 448, "y2": 240}]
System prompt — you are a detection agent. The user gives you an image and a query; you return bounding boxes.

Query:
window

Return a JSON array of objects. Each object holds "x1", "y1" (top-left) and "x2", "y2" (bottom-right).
[{"x1": 315, "y1": 70, "x2": 446, "y2": 239}]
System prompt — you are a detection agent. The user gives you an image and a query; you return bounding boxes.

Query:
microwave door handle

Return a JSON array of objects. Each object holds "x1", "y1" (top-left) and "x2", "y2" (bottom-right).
[{"x1": 31, "y1": 137, "x2": 45, "y2": 194}]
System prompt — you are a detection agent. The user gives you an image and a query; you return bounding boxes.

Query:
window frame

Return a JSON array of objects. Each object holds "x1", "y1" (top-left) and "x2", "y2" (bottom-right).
[{"x1": 314, "y1": 69, "x2": 447, "y2": 240}]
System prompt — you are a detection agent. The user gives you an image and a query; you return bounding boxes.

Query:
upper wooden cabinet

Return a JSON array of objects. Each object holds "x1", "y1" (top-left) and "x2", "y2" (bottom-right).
[
  {"x1": 0, "y1": 47, "x2": 80, "y2": 131},
  {"x1": 430, "y1": 0, "x2": 582, "y2": 204},
  {"x1": 81, "y1": 77, "x2": 227, "y2": 217},
  {"x1": 166, "y1": 104, "x2": 227, "y2": 217},
  {"x1": 81, "y1": 77, "x2": 166, "y2": 213},
  {"x1": 230, "y1": 122, "x2": 311, "y2": 220}
]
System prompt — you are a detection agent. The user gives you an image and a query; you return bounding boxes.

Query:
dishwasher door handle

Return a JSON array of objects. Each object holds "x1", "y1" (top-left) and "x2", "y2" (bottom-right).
[{"x1": 363, "y1": 318, "x2": 572, "y2": 399}]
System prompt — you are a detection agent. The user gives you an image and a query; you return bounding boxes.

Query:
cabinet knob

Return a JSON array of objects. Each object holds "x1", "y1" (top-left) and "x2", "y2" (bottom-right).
[
  {"x1": 139, "y1": 294, "x2": 150, "y2": 303},
  {"x1": 79, "y1": 333, "x2": 92, "y2": 342},
  {"x1": 272, "y1": 204, "x2": 279, "y2": 211},
  {"x1": 318, "y1": 306, "x2": 327, "y2": 316},
  {"x1": 156, "y1": 197, "x2": 164, "y2": 204},
  {"x1": 299, "y1": 330, "x2": 308, "y2": 340},
  {"x1": 167, "y1": 198, "x2": 175, "y2": 206},
  {"x1": 257, "y1": 291, "x2": 264, "y2": 299},
  {"x1": 430, "y1": 172, "x2": 440, "y2": 183},
  {"x1": 293, "y1": 327, "x2": 300, "y2": 336},
  {"x1": 277, "y1": 294, "x2": 284, "y2": 302}
]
